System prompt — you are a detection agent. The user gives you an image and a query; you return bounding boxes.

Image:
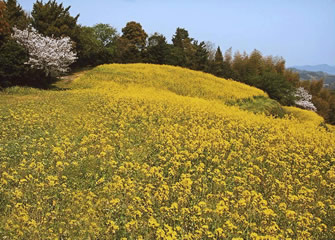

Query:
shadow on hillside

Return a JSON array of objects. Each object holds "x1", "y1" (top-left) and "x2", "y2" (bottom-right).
[
  {"x1": 1, "y1": 66, "x2": 94, "y2": 92},
  {"x1": 40, "y1": 85, "x2": 71, "y2": 91},
  {"x1": 0, "y1": 78, "x2": 71, "y2": 92}
]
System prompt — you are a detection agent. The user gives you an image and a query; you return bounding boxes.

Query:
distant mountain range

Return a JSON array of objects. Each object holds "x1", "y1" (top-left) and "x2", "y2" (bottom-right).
[
  {"x1": 289, "y1": 66, "x2": 335, "y2": 90},
  {"x1": 291, "y1": 64, "x2": 335, "y2": 75}
]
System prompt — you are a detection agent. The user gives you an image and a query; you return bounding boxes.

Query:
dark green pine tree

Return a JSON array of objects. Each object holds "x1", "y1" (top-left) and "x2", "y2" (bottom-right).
[
  {"x1": 31, "y1": 0, "x2": 79, "y2": 39},
  {"x1": 0, "y1": 39, "x2": 29, "y2": 87},
  {"x1": 213, "y1": 46, "x2": 224, "y2": 77},
  {"x1": 192, "y1": 41, "x2": 209, "y2": 71},
  {"x1": 4, "y1": 0, "x2": 29, "y2": 30},
  {"x1": 172, "y1": 27, "x2": 191, "y2": 49},
  {"x1": 146, "y1": 32, "x2": 170, "y2": 64},
  {"x1": 171, "y1": 27, "x2": 194, "y2": 67}
]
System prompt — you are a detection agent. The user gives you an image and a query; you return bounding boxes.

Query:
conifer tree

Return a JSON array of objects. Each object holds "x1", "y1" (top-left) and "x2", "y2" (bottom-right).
[
  {"x1": 0, "y1": 1, "x2": 10, "y2": 41},
  {"x1": 116, "y1": 21, "x2": 147, "y2": 63},
  {"x1": 192, "y1": 41, "x2": 209, "y2": 71},
  {"x1": 31, "y1": 0, "x2": 79, "y2": 39},
  {"x1": 213, "y1": 46, "x2": 224, "y2": 76},
  {"x1": 171, "y1": 27, "x2": 194, "y2": 67},
  {"x1": 4, "y1": 0, "x2": 29, "y2": 30},
  {"x1": 214, "y1": 46, "x2": 223, "y2": 62},
  {"x1": 146, "y1": 32, "x2": 170, "y2": 64},
  {"x1": 172, "y1": 28, "x2": 192, "y2": 49},
  {"x1": 0, "y1": 39, "x2": 28, "y2": 87},
  {"x1": 121, "y1": 21, "x2": 147, "y2": 51}
]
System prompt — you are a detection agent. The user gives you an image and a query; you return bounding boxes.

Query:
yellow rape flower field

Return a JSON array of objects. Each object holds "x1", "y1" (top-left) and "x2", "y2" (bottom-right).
[{"x1": 0, "y1": 64, "x2": 335, "y2": 239}]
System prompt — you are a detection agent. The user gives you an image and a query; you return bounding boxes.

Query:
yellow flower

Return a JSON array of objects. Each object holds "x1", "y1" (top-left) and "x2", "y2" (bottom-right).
[
  {"x1": 286, "y1": 210, "x2": 296, "y2": 220},
  {"x1": 148, "y1": 216, "x2": 160, "y2": 228}
]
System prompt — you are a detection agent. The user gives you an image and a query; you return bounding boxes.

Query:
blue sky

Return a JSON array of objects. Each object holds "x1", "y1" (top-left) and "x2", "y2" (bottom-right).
[{"x1": 19, "y1": 0, "x2": 335, "y2": 66}]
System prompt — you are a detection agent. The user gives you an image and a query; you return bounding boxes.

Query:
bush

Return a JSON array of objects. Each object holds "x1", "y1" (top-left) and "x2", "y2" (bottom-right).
[{"x1": 254, "y1": 71, "x2": 295, "y2": 105}]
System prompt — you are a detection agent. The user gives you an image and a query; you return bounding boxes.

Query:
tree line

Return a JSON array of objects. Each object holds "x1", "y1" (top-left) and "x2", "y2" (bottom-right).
[{"x1": 0, "y1": 0, "x2": 334, "y2": 124}]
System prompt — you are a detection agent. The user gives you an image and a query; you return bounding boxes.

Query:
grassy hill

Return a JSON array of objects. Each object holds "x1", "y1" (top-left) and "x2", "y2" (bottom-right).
[{"x1": 1, "y1": 64, "x2": 334, "y2": 239}]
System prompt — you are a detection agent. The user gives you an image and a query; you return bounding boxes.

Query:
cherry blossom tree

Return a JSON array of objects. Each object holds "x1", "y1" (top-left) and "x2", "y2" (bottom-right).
[
  {"x1": 12, "y1": 27, "x2": 77, "y2": 77},
  {"x1": 295, "y1": 87, "x2": 317, "y2": 112}
]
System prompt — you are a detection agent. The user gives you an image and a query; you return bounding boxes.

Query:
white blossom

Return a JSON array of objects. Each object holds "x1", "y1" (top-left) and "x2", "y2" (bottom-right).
[
  {"x1": 12, "y1": 27, "x2": 77, "y2": 77},
  {"x1": 294, "y1": 87, "x2": 317, "y2": 112}
]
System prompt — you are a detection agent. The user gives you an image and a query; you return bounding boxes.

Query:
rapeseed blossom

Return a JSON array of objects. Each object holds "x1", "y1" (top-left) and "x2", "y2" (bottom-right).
[{"x1": 0, "y1": 64, "x2": 334, "y2": 239}]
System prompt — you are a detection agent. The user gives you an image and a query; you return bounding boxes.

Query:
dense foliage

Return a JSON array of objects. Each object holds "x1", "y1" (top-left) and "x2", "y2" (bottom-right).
[
  {"x1": 1, "y1": 64, "x2": 334, "y2": 239},
  {"x1": 31, "y1": 0, "x2": 79, "y2": 39},
  {"x1": 0, "y1": 39, "x2": 28, "y2": 86},
  {"x1": 116, "y1": 21, "x2": 148, "y2": 63},
  {"x1": 3, "y1": 0, "x2": 29, "y2": 30},
  {"x1": 0, "y1": 1, "x2": 10, "y2": 39}
]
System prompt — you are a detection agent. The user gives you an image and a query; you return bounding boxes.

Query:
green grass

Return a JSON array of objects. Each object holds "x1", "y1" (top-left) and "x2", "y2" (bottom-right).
[{"x1": 228, "y1": 96, "x2": 286, "y2": 117}]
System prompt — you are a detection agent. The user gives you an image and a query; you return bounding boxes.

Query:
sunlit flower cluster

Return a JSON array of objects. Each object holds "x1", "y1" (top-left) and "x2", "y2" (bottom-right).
[{"x1": 0, "y1": 64, "x2": 334, "y2": 239}]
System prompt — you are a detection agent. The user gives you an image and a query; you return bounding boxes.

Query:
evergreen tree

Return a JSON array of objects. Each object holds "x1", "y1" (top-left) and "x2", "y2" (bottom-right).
[
  {"x1": 0, "y1": 39, "x2": 28, "y2": 87},
  {"x1": 0, "y1": 1, "x2": 10, "y2": 42},
  {"x1": 171, "y1": 27, "x2": 194, "y2": 67},
  {"x1": 213, "y1": 46, "x2": 224, "y2": 76},
  {"x1": 116, "y1": 21, "x2": 147, "y2": 63},
  {"x1": 0, "y1": 0, "x2": 29, "y2": 87},
  {"x1": 31, "y1": 0, "x2": 79, "y2": 39},
  {"x1": 121, "y1": 21, "x2": 147, "y2": 51},
  {"x1": 214, "y1": 46, "x2": 224, "y2": 62},
  {"x1": 172, "y1": 27, "x2": 192, "y2": 49},
  {"x1": 146, "y1": 33, "x2": 170, "y2": 64},
  {"x1": 192, "y1": 41, "x2": 209, "y2": 71},
  {"x1": 4, "y1": 0, "x2": 29, "y2": 30}
]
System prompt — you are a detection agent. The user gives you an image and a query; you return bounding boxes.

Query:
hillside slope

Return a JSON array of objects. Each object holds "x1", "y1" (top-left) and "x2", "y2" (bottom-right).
[
  {"x1": 292, "y1": 64, "x2": 335, "y2": 75},
  {"x1": 69, "y1": 64, "x2": 267, "y2": 101},
  {"x1": 289, "y1": 67, "x2": 335, "y2": 89},
  {"x1": 0, "y1": 64, "x2": 334, "y2": 239}
]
